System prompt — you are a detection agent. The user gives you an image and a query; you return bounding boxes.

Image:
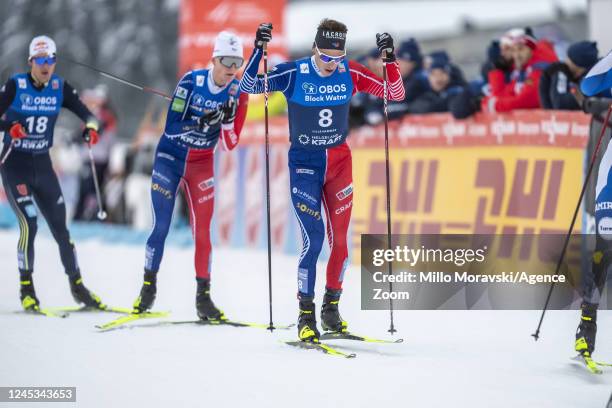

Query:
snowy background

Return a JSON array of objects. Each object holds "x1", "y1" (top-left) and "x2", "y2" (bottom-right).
[{"x1": 0, "y1": 230, "x2": 611, "y2": 408}]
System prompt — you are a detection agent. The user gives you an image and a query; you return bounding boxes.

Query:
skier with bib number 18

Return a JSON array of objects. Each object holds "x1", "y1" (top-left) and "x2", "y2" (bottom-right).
[
  {"x1": 240, "y1": 20, "x2": 405, "y2": 342},
  {"x1": 0, "y1": 35, "x2": 105, "y2": 313}
]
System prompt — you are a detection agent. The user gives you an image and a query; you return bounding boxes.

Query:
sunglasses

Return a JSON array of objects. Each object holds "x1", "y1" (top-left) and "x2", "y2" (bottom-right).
[
  {"x1": 31, "y1": 55, "x2": 57, "y2": 65},
  {"x1": 219, "y1": 56, "x2": 244, "y2": 69},
  {"x1": 315, "y1": 46, "x2": 346, "y2": 64}
]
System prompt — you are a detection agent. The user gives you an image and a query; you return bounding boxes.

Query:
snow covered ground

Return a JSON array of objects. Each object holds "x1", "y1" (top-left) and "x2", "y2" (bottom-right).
[{"x1": 0, "y1": 229, "x2": 610, "y2": 408}]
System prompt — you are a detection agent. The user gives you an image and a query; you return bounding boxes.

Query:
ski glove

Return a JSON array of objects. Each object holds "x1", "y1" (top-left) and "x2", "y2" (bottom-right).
[
  {"x1": 255, "y1": 23, "x2": 273, "y2": 49},
  {"x1": 221, "y1": 97, "x2": 238, "y2": 125},
  {"x1": 9, "y1": 122, "x2": 27, "y2": 139},
  {"x1": 376, "y1": 33, "x2": 395, "y2": 62},
  {"x1": 198, "y1": 109, "x2": 224, "y2": 131},
  {"x1": 82, "y1": 121, "x2": 99, "y2": 145}
]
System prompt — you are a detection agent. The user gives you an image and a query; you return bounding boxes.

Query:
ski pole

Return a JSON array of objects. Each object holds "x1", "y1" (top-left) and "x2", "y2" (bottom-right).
[
  {"x1": 532, "y1": 104, "x2": 612, "y2": 341},
  {"x1": 62, "y1": 57, "x2": 171, "y2": 101},
  {"x1": 263, "y1": 42, "x2": 275, "y2": 332},
  {"x1": 381, "y1": 47, "x2": 396, "y2": 334},
  {"x1": 0, "y1": 140, "x2": 15, "y2": 166},
  {"x1": 86, "y1": 143, "x2": 108, "y2": 221}
]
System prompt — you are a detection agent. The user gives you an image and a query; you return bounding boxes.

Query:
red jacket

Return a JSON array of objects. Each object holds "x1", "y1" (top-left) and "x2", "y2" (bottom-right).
[{"x1": 482, "y1": 40, "x2": 557, "y2": 112}]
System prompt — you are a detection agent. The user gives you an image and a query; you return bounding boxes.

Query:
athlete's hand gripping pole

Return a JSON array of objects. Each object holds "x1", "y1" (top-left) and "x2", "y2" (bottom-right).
[
  {"x1": 532, "y1": 103, "x2": 612, "y2": 341},
  {"x1": 1, "y1": 122, "x2": 27, "y2": 166}
]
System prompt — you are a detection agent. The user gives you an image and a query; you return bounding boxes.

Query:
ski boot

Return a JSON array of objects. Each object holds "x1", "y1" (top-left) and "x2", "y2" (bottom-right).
[
  {"x1": 69, "y1": 273, "x2": 104, "y2": 309},
  {"x1": 196, "y1": 278, "x2": 225, "y2": 322},
  {"x1": 321, "y1": 288, "x2": 348, "y2": 333},
  {"x1": 20, "y1": 270, "x2": 40, "y2": 311},
  {"x1": 133, "y1": 270, "x2": 157, "y2": 314},
  {"x1": 575, "y1": 302, "x2": 597, "y2": 356},
  {"x1": 298, "y1": 298, "x2": 320, "y2": 342}
]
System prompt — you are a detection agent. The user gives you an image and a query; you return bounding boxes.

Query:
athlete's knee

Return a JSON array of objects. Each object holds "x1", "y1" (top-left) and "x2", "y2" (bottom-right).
[
  {"x1": 329, "y1": 230, "x2": 348, "y2": 252},
  {"x1": 48, "y1": 221, "x2": 71, "y2": 244},
  {"x1": 20, "y1": 214, "x2": 37, "y2": 237},
  {"x1": 194, "y1": 233, "x2": 212, "y2": 254}
]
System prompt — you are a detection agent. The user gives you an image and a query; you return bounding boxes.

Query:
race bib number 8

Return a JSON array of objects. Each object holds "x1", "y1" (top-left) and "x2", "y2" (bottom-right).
[{"x1": 318, "y1": 109, "x2": 333, "y2": 128}]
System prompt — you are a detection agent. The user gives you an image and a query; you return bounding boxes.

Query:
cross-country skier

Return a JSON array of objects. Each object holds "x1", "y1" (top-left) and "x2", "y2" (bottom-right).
[
  {"x1": 575, "y1": 50, "x2": 612, "y2": 360},
  {"x1": 132, "y1": 31, "x2": 248, "y2": 320},
  {"x1": 0, "y1": 35, "x2": 104, "y2": 312},
  {"x1": 240, "y1": 20, "x2": 405, "y2": 342}
]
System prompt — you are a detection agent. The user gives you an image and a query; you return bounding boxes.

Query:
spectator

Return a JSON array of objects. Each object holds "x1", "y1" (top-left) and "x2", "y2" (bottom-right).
[
  {"x1": 481, "y1": 32, "x2": 557, "y2": 113},
  {"x1": 425, "y1": 50, "x2": 466, "y2": 85},
  {"x1": 408, "y1": 55, "x2": 466, "y2": 114},
  {"x1": 539, "y1": 41, "x2": 599, "y2": 110},
  {"x1": 450, "y1": 28, "x2": 524, "y2": 119}
]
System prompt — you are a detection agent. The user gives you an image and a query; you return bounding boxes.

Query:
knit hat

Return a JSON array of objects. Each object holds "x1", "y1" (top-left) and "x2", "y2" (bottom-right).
[
  {"x1": 430, "y1": 59, "x2": 451, "y2": 72},
  {"x1": 567, "y1": 41, "x2": 599, "y2": 69},
  {"x1": 212, "y1": 31, "x2": 243, "y2": 58},
  {"x1": 397, "y1": 38, "x2": 422, "y2": 64},
  {"x1": 500, "y1": 28, "x2": 525, "y2": 47}
]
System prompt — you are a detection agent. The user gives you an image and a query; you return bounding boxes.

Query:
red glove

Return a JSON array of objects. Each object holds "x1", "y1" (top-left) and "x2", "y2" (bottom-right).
[
  {"x1": 9, "y1": 122, "x2": 27, "y2": 139},
  {"x1": 82, "y1": 127, "x2": 99, "y2": 145}
]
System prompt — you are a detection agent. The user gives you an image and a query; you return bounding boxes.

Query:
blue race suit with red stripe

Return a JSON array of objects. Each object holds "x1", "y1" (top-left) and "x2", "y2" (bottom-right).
[
  {"x1": 240, "y1": 48, "x2": 405, "y2": 298},
  {"x1": 145, "y1": 69, "x2": 248, "y2": 279}
]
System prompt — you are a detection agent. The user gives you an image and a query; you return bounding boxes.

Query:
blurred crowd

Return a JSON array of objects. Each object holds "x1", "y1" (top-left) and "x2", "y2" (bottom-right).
[{"x1": 350, "y1": 27, "x2": 612, "y2": 127}]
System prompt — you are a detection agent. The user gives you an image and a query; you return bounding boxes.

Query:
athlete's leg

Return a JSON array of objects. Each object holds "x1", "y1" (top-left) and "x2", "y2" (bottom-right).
[
  {"x1": 288, "y1": 147, "x2": 326, "y2": 299},
  {"x1": 133, "y1": 139, "x2": 186, "y2": 313},
  {"x1": 0, "y1": 151, "x2": 37, "y2": 275},
  {"x1": 1, "y1": 150, "x2": 39, "y2": 308},
  {"x1": 144, "y1": 139, "x2": 186, "y2": 273},
  {"x1": 320, "y1": 143, "x2": 353, "y2": 332},
  {"x1": 321, "y1": 143, "x2": 353, "y2": 292},
  {"x1": 31, "y1": 154, "x2": 79, "y2": 277},
  {"x1": 181, "y1": 149, "x2": 215, "y2": 280},
  {"x1": 577, "y1": 140, "x2": 612, "y2": 355}
]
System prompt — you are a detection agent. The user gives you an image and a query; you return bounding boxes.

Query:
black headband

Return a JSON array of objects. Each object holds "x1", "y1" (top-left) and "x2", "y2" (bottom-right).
[{"x1": 315, "y1": 29, "x2": 346, "y2": 51}]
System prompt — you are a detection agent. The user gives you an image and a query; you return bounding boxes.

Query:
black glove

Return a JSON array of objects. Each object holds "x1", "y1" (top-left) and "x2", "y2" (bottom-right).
[
  {"x1": 376, "y1": 32, "x2": 395, "y2": 62},
  {"x1": 197, "y1": 109, "x2": 223, "y2": 131},
  {"x1": 254, "y1": 23, "x2": 273, "y2": 49},
  {"x1": 221, "y1": 97, "x2": 238, "y2": 125}
]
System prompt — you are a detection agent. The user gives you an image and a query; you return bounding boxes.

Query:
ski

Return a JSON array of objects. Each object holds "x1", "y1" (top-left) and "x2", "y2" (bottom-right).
[
  {"x1": 22, "y1": 308, "x2": 69, "y2": 318},
  {"x1": 284, "y1": 340, "x2": 356, "y2": 358},
  {"x1": 571, "y1": 354, "x2": 603, "y2": 374},
  {"x1": 96, "y1": 311, "x2": 170, "y2": 331},
  {"x1": 50, "y1": 305, "x2": 132, "y2": 314},
  {"x1": 158, "y1": 319, "x2": 295, "y2": 330},
  {"x1": 320, "y1": 331, "x2": 403, "y2": 343}
]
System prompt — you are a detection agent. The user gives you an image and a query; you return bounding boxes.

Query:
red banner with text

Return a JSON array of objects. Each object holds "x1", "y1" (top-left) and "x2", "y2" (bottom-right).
[{"x1": 179, "y1": 0, "x2": 287, "y2": 74}]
